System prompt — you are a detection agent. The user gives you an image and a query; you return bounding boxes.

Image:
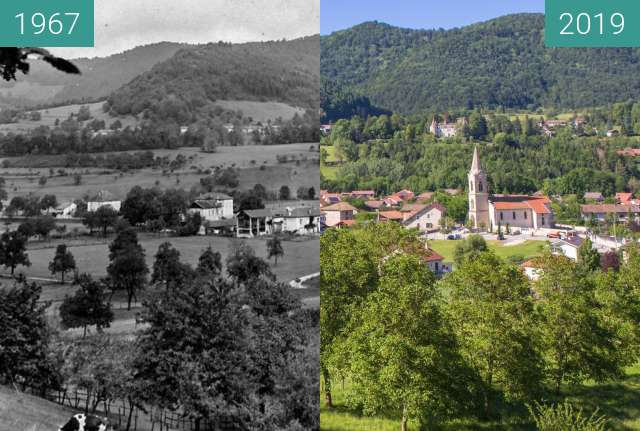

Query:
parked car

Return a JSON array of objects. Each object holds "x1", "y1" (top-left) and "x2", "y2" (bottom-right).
[
  {"x1": 547, "y1": 231, "x2": 561, "y2": 239},
  {"x1": 447, "y1": 233, "x2": 461, "y2": 240}
]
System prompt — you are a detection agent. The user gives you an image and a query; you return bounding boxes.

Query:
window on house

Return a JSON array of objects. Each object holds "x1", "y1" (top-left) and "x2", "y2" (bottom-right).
[
  {"x1": 513, "y1": 212, "x2": 516, "y2": 220},
  {"x1": 542, "y1": 216, "x2": 545, "y2": 225},
  {"x1": 479, "y1": 182, "x2": 483, "y2": 192},
  {"x1": 500, "y1": 212, "x2": 504, "y2": 221},
  {"x1": 524, "y1": 212, "x2": 527, "y2": 219},
  {"x1": 470, "y1": 181, "x2": 473, "y2": 192}
]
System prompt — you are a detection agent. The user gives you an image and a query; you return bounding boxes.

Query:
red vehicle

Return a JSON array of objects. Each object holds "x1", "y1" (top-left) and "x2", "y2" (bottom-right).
[{"x1": 546, "y1": 231, "x2": 561, "y2": 239}]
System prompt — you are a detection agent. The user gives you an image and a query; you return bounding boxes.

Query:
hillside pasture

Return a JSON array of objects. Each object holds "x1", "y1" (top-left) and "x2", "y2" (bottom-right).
[
  {"x1": 0, "y1": 101, "x2": 138, "y2": 134},
  {"x1": 0, "y1": 385, "x2": 76, "y2": 431},
  {"x1": 0, "y1": 144, "x2": 319, "y2": 202},
  {"x1": 429, "y1": 239, "x2": 547, "y2": 262},
  {"x1": 213, "y1": 100, "x2": 306, "y2": 123}
]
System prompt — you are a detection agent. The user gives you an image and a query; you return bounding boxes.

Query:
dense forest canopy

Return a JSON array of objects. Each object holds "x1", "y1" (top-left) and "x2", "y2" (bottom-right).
[{"x1": 321, "y1": 14, "x2": 640, "y2": 115}]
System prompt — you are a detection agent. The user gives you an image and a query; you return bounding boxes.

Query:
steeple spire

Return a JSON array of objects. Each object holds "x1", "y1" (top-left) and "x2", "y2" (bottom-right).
[{"x1": 470, "y1": 145, "x2": 482, "y2": 174}]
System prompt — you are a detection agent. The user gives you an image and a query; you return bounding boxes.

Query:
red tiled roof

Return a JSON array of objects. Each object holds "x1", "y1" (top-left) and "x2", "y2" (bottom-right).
[
  {"x1": 617, "y1": 192, "x2": 634, "y2": 204},
  {"x1": 379, "y1": 210, "x2": 404, "y2": 221},
  {"x1": 323, "y1": 202, "x2": 357, "y2": 212},
  {"x1": 491, "y1": 195, "x2": 552, "y2": 214},
  {"x1": 365, "y1": 200, "x2": 385, "y2": 209},
  {"x1": 581, "y1": 204, "x2": 640, "y2": 214},
  {"x1": 423, "y1": 249, "x2": 444, "y2": 262}
]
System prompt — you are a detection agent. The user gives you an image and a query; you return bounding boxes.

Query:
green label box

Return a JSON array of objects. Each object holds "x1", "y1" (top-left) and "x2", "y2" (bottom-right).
[
  {"x1": 546, "y1": 0, "x2": 640, "y2": 47},
  {"x1": 0, "y1": 0, "x2": 93, "y2": 47}
]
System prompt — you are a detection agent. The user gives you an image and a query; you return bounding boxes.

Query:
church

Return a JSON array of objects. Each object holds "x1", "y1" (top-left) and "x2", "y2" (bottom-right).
[{"x1": 467, "y1": 146, "x2": 554, "y2": 232}]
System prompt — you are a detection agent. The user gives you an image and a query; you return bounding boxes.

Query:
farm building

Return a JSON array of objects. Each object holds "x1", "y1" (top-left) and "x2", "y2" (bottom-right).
[
  {"x1": 87, "y1": 190, "x2": 121, "y2": 212},
  {"x1": 236, "y1": 207, "x2": 321, "y2": 238},
  {"x1": 189, "y1": 193, "x2": 234, "y2": 222}
]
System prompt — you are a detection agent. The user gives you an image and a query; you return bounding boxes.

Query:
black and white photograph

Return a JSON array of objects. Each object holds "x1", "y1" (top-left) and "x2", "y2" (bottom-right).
[{"x1": 0, "y1": 1, "x2": 320, "y2": 430}]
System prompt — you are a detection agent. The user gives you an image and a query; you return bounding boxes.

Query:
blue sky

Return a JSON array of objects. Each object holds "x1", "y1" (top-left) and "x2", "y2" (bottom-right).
[{"x1": 321, "y1": 0, "x2": 544, "y2": 34}]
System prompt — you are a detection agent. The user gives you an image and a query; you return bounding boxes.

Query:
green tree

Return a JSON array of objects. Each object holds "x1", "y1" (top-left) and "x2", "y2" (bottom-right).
[
  {"x1": 536, "y1": 254, "x2": 628, "y2": 392},
  {"x1": 343, "y1": 254, "x2": 477, "y2": 430},
  {"x1": 441, "y1": 252, "x2": 543, "y2": 418},
  {"x1": 279, "y1": 185, "x2": 291, "y2": 200},
  {"x1": 453, "y1": 234, "x2": 488, "y2": 266},
  {"x1": 0, "y1": 231, "x2": 30, "y2": 275},
  {"x1": 151, "y1": 242, "x2": 193, "y2": 289},
  {"x1": 59, "y1": 274, "x2": 113, "y2": 337},
  {"x1": 578, "y1": 238, "x2": 600, "y2": 272},
  {"x1": 48, "y1": 244, "x2": 76, "y2": 283},
  {"x1": 197, "y1": 246, "x2": 222, "y2": 276},
  {"x1": 106, "y1": 228, "x2": 148, "y2": 310}
]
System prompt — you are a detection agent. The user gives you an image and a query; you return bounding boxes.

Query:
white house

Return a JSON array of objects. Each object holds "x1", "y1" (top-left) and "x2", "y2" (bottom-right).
[
  {"x1": 87, "y1": 191, "x2": 121, "y2": 212},
  {"x1": 188, "y1": 193, "x2": 234, "y2": 222},
  {"x1": 551, "y1": 236, "x2": 585, "y2": 262},
  {"x1": 52, "y1": 201, "x2": 77, "y2": 219},
  {"x1": 281, "y1": 207, "x2": 321, "y2": 235},
  {"x1": 401, "y1": 203, "x2": 446, "y2": 232}
]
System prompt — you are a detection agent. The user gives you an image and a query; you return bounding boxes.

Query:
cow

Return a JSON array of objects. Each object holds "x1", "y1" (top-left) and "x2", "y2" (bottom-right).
[{"x1": 58, "y1": 414, "x2": 113, "y2": 431}]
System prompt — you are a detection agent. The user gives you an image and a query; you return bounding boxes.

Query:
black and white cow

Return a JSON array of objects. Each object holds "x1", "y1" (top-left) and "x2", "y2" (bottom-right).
[{"x1": 58, "y1": 414, "x2": 112, "y2": 431}]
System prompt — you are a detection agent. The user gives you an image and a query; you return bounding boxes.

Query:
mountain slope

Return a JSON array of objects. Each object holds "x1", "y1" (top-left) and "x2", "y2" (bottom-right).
[
  {"x1": 106, "y1": 36, "x2": 320, "y2": 123},
  {"x1": 321, "y1": 14, "x2": 640, "y2": 114},
  {"x1": 0, "y1": 42, "x2": 187, "y2": 107}
]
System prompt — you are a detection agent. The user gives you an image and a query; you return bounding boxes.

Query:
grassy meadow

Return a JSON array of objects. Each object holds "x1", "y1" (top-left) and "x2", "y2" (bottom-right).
[
  {"x1": 429, "y1": 239, "x2": 548, "y2": 263},
  {"x1": 0, "y1": 144, "x2": 319, "y2": 202},
  {"x1": 321, "y1": 364, "x2": 640, "y2": 431}
]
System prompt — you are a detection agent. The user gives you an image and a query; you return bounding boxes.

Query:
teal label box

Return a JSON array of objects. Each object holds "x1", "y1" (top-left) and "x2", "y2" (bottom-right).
[
  {"x1": 546, "y1": 0, "x2": 640, "y2": 47},
  {"x1": 0, "y1": 0, "x2": 94, "y2": 47}
]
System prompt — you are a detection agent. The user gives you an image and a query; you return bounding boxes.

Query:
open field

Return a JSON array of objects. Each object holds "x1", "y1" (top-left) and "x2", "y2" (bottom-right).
[
  {"x1": 0, "y1": 385, "x2": 77, "y2": 431},
  {"x1": 0, "y1": 99, "x2": 307, "y2": 135},
  {"x1": 429, "y1": 239, "x2": 547, "y2": 263},
  {"x1": 213, "y1": 100, "x2": 306, "y2": 123},
  {"x1": 16, "y1": 235, "x2": 319, "y2": 284},
  {"x1": 321, "y1": 364, "x2": 640, "y2": 431},
  {"x1": 0, "y1": 144, "x2": 319, "y2": 202},
  {"x1": 0, "y1": 101, "x2": 139, "y2": 134}
]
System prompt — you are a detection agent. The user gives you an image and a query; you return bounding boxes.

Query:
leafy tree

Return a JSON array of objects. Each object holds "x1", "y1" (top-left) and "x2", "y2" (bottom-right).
[
  {"x1": 197, "y1": 246, "x2": 222, "y2": 276},
  {"x1": 279, "y1": 185, "x2": 291, "y2": 200},
  {"x1": 266, "y1": 236, "x2": 284, "y2": 265},
  {"x1": 441, "y1": 252, "x2": 543, "y2": 418},
  {"x1": 0, "y1": 231, "x2": 30, "y2": 275},
  {"x1": 600, "y1": 251, "x2": 620, "y2": 272},
  {"x1": 343, "y1": 254, "x2": 477, "y2": 430},
  {"x1": 59, "y1": 274, "x2": 113, "y2": 337},
  {"x1": 84, "y1": 206, "x2": 119, "y2": 237},
  {"x1": 0, "y1": 280, "x2": 60, "y2": 392},
  {"x1": 48, "y1": 244, "x2": 76, "y2": 283},
  {"x1": 578, "y1": 238, "x2": 600, "y2": 272},
  {"x1": 535, "y1": 254, "x2": 628, "y2": 392},
  {"x1": 106, "y1": 227, "x2": 148, "y2": 310},
  {"x1": 453, "y1": 234, "x2": 488, "y2": 266},
  {"x1": 151, "y1": 242, "x2": 193, "y2": 288},
  {"x1": 40, "y1": 194, "x2": 58, "y2": 210},
  {"x1": 226, "y1": 241, "x2": 273, "y2": 284}
]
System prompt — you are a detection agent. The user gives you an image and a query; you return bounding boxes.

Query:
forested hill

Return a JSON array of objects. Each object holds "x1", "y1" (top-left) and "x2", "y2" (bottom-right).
[
  {"x1": 321, "y1": 14, "x2": 640, "y2": 115},
  {"x1": 105, "y1": 36, "x2": 320, "y2": 122},
  {"x1": 0, "y1": 42, "x2": 187, "y2": 107}
]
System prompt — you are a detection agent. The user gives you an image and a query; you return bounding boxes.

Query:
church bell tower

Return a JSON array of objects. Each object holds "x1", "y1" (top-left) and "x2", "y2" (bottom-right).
[{"x1": 468, "y1": 145, "x2": 490, "y2": 230}]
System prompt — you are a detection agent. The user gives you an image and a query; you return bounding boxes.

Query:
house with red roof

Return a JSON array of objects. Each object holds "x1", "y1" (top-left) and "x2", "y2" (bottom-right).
[
  {"x1": 383, "y1": 189, "x2": 415, "y2": 207},
  {"x1": 423, "y1": 248, "x2": 452, "y2": 276},
  {"x1": 468, "y1": 146, "x2": 554, "y2": 231},
  {"x1": 378, "y1": 203, "x2": 446, "y2": 232},
  {"x1": 322, "y1": 202, "x2": 357, "y2": 227},
  {"x1": 616, "y1": 192, "x2": 634, "y2": 205}
]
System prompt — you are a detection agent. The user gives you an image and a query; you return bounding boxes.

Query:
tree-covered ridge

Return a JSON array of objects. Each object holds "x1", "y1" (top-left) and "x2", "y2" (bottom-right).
[
  {"x1": 106, "y1": 36, "x2": 320, "y2": 122},
  {"x1": 321, "y1": 78, "x2": 390, "y2": 123},
  {"x1": 321, "y1": 14, "x2": 640, "y2": 114}
]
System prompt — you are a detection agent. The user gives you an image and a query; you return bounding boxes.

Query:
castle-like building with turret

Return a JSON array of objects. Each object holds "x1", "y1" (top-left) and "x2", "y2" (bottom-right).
[{"x1": 468, "y1": 146, "x2": 554, "y2": 232}]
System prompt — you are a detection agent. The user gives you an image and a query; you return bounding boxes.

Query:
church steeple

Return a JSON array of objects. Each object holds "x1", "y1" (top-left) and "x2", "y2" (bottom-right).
[
  {"x1": 470, "y1": 145, "x2": 482, "y2": 174},
  {"x1": 468, "y1": 145, "x2": 490, "y2": 231}
]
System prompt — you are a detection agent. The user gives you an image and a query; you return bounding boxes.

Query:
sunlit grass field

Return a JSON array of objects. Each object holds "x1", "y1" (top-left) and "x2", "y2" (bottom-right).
[
  {"x1": 428, "y1": 239, "x2": 547, "y2": 263},
  {"x1": 321, "y1": 364, "x2": 640, "y2": 430}
]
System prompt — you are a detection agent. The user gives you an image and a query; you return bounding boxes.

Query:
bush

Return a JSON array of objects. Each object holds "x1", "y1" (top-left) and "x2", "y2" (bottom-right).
[{"x1": 528, "y1": 401, "x2": 607, "y2": 431}]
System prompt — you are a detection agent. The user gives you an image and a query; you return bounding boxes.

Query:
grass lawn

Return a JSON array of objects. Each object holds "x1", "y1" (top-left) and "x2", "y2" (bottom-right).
[
  {"x1": 429, "y1": 239, "x2": 547, "y2": 263},
  {"x1": 17, "y1": 235, "x2": 319, "y2": 284},
  {"x1": 321, "y1": 165, "x2": 339, "y2": 180},
  {"x1": 321, "y1": 364, "x2": 640, "y2": 431},
  {"x1": 0, "y1": 385, "x2": 77, "y2": 431}
]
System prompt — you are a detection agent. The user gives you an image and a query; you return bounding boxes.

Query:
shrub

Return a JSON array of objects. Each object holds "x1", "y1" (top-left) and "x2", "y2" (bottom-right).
[{"x1": 528, "y1": 401, "x2": 607, "y2": 431}]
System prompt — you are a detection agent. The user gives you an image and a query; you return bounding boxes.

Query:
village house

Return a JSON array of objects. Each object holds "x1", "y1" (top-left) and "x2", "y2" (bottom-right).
[
  {"x1": 320, "y1": 190, "x2": 342, "y2": 206},
  {"x1": 580, "y1": 204, "x2": 640, "y2": 223},
  {"x1": 429, "y1": 114, "x2": 467, "y2": 138},
  {"x1": 87, "y1": 190, "x2": 121, "y2": 213},
  {"x1": 188, "y1": 192, "x2": 234, "y2": 222},
  {"x1": 616, "y1": 192, "x2": 635, "y2": 205},
  {"x1": 423, "y1": 249, "x2": 452, "y2": 276},
  {"x1": 550, "y1": 236, "x2": 585, "y2": 262},
  {"x1": 321, "y1": 201, "x2": 357, "y2": 227},
  {"x1": 383, "y1": 189, "x2": 414, "y2": 207},
  {"x1": 342, "y1": 190, "x2": 376, "y2": 200},
  {"x1": 521, "y1": 258, "x2": 544, "y2": 281},
  {"x1": 50, "y1": 201, "x2": 77, "y2": 219},
  {"x1": 468, "y1": 146, "x2": 554, "y2": 231},
  {"x1": 378, "y1": 203, "x2": 445, "y2": 232},
  {"x1": 364, "y1": 200, "x2": 385, "y2": 211},
  {"x1": 416, "y1": 192, "x2": 434, "y2": 203},
  {"x1": 236, "y1": 207, "x2": 321, "y2": 237},
  {"x1": 584, "y1": 192, "x2": 604, "y2": 202},
  {"x1": 320, "y1": 124, "x2": 332, "y2": 135}
]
